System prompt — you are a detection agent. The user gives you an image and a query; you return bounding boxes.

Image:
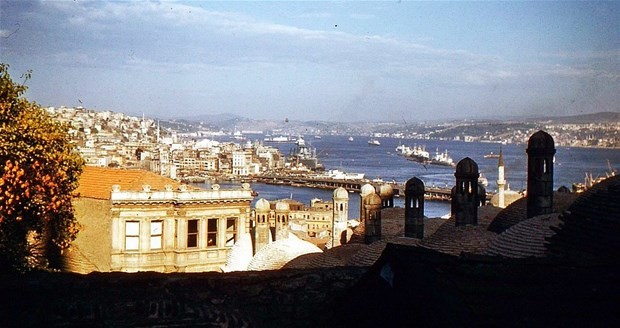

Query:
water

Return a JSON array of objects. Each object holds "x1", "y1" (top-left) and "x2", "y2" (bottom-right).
[{"x1": 202, "y1": 135, "x2": 619, "y2": 219}]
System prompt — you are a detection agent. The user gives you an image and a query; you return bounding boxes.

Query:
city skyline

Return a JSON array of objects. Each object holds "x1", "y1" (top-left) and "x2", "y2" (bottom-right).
[{"x1": 1, "y1": 1, "x2": 618, "y2": 122}]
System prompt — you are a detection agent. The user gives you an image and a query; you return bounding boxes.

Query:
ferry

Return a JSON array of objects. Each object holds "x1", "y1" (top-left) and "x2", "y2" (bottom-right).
[
  {"x1": 368, "y1": 138, "x2": 381, "y2": 146},
  {"x1": 265, "y1": 135, "x2": 295, "y2": 143}
]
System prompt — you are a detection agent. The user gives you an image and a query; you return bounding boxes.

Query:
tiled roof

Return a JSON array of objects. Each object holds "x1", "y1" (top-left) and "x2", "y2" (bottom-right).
[
  {"x1": 487, "y1": 192, "x2": 577, "y2": 234},
  {"x1": 547, "y1": 175, "x2": 620, "y2": 264},
  {"x1": 76, "y1": 166, "x2": 182, "y2": 200},
  {"x1": 418, "y1": 206, "x2": 502, "y2": 256},
  {"x1": 485, "y1": 213, "x2": 561, "y2": 258}
]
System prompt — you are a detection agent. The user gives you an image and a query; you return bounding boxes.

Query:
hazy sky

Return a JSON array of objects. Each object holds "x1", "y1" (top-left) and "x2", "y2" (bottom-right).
[{"x1": 1, "y1": 1, "x2": 618, "y2": 122}]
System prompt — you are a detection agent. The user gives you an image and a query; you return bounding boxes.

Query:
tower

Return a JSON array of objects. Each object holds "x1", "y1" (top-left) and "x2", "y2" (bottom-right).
[
  {"x1": 332, "y1": 187, "x2": 349, "y2": 247},
  {"x1": 274, "y1": 201, "x2": 290, "y2": 241},
  {"x1": 452, "y1": 157, "x2": 480, "y2": 226},
  {"x1": 364, "y1": 193, "x2": 382, "y2": 244},
  {"x1": 404, "y1": 177, "x2": 425, "y2": 239},
  {"x1": 526, "y1": 130, "x2": 556, "y2": 218},
  {"x1": 496, "y1": 146, "x2": 506, "y2": 208},
  {"x1": 359, "y1": 183, "x2": 376, "y2": 226},
  {"x1": 253, "y1": 198, "x2": 271, "y2": 254}
]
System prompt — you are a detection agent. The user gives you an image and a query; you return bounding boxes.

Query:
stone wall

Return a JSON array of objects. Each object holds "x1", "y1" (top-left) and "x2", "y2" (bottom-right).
[{"x1": 1, "y1": 267, "x2": 366, "y2": 327}]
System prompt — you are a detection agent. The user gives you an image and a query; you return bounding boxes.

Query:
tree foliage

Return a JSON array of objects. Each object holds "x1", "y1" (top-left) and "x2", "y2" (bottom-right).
[{"x1": 0, "y1": 63, "x2": 84, "y2": 272}]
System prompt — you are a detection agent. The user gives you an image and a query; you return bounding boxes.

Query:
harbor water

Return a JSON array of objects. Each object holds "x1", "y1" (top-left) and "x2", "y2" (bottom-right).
[{"x1": 202, "y1": 135, "x2": 619, "y2": 219}]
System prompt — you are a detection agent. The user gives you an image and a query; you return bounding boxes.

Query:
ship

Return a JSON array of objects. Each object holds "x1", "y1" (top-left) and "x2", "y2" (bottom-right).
[
  {"x1": 478, "y1": 173, "x2": 488, "y2": 187},
  {"x1": 265, "y1": 135, "x2": 295, "y2": 143},
  {"x1": 429, "y1": 149, "x2": 455, "y2": 167},
  {"x1": 288, "y1": 137, "x2": 323, "y2": 171},
  {"x1": 368, "y1": 138, "x2": 381, "y2": 146},
  {"x1": 484, "y1": 152, "x2": 500, "y2": 159},
  {"x1": 396, "y1": 144, "x2": 430, "y2": 164},
  {"x1": 348, "y1": 136, "x2": 354, "y2": 142}
]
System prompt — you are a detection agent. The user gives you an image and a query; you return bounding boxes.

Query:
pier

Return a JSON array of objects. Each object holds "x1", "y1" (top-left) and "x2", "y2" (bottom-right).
[{"x1": 254, "y1": 174, "x2": 492, "y2": 202}]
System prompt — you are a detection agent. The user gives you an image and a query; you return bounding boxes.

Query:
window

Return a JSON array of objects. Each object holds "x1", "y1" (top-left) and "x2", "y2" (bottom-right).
[
  {"x1": 207, "y1": 218, "x2": 218, "y2": 247},
  {"x1": 125, "y1": 221, "x2": 140, "y2": 251},
  {"x1": 226, "y1": 218, "x2": 237, "y2": 247},
  {"x1": 187, "y1": 219, "x2": 198, "y2": 248},
  {"x1": 150, "y1": 221, "x2": 163, "y2": 250}
]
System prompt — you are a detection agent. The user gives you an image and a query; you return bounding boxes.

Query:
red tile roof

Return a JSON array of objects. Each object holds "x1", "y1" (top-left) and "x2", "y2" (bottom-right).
[{"x1": 75, "y1": 166, "x2": 181, "y2": 200}]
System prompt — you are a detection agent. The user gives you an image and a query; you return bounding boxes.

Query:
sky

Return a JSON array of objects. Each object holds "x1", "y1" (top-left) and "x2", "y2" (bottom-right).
[{"x1": 1, "y1": 1, "x2": 618, "y2": 122}]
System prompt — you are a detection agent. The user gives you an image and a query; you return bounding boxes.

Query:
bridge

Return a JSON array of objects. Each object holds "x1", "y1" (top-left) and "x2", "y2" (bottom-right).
[{"x1": 254, "y1": 174, "x2": 492, "y2": 202}]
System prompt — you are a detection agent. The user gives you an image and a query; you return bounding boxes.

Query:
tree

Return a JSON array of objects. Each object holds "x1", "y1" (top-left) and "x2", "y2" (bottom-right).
[{"x1": 0, "y1": 64, "x2": 84, "y2": 272}]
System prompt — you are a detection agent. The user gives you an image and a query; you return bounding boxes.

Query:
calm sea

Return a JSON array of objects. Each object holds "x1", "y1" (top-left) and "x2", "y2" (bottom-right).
[{"x1": 201, "y1": 135, "x2": 619, "y2": 219}]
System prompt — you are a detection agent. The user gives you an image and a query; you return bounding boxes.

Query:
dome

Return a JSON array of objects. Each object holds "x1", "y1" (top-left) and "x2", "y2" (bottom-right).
[
  {"x1": 247, "y1": 234, "x2": 322, "y2": 271},
  {"x1": 527, "y1": 130, "x2": 555, "y2": 150},
  {"x1": 275, "y1": 201, "x2": 290, "y2": 211},
  {"x1": 333, "y1": 187, "x2": 349, "y2": 200},
  {"x1": 364, "y1": 193, "x2": 382, "y2": 206},
  {"x1": 379, "y1": 184, "x2": 394, "y2": 197},
  {"x1": 360, "y1": 184, "x2": 376, "y2": 197},
  {"x1": 455, "y1": 157, "x2": 479, "y2": 178},
  {"x1": 221, "y1": 233, "x2": 255, "y2": 272},
  {"x1": 255, "y1": 198, "x2": 271, "y2": 211}
]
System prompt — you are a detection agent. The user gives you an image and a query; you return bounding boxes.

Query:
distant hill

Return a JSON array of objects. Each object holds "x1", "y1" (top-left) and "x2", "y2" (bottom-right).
[
  {"x1": 535, "y1": 112, "x2": 620, "y2": 124},
  {"x1": 180, "y1": 113, "x2": 245, "y2": 124}
]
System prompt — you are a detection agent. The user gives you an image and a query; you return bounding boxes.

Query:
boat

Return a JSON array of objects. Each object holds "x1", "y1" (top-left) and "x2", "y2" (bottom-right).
[
  {"x1": 287, "y1": 137, "x2": 323, "y2": 171},
  {"x1": 484, "y1": 152, "x2": 500, "y2": 159},
  {"x1": 478, "y1": 173, "x2": 488, "y2": 187},
  {"x1": 429, "y1": 149, "x2": 455, "y2": 167},
  {"x1": 314, "y1": 135, "x2": 321, "y2": 139},
  {"x1": 396, "y1": 144, "x2": 430, "y2": 164},
  {"x1": 368, "y1": 138, "x2": 381, "y2": 146},
  {"x1": 265, "y1": 135, "x2": 295, "y2": 143},
  {"x1": 348, "y1": 136, "x2": 354, "y2": 142}
]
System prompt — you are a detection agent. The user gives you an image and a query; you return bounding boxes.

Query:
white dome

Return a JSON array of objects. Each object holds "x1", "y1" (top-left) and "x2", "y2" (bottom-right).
[
  {"x1": 333, "y1": 187, "x2": 349, "y2": 199},
  {"x1": 379, "y1": 183, "x2": 394, "y2": 197},
  {"x1": 221, "y1": 233, "x2": 254, "y2": 272},
  {"x1": 275, "y1": 201, "x2": 290, "y2": 211},
  {"x1": 247, "y1": 234, "x2": 322, "y2": 271},
  {"x1": 255, "y1": 198, "x2": 271, "y2": 211},
  {"x1": 360, "y1": 184, "x2": 376, "y2": 197}
]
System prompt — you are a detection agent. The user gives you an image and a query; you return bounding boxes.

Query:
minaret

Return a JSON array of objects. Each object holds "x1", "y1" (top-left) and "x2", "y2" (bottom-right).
[
  {"x1": 332, "y1": 187, "x2": 349, "y2": 247},
  {"x1": 156, "y1": 120, "x2": 161, "y2": 143},
  {"x1": 496, "y1": 146, "x2": 506, "y2": 208},
  {"x1": 526, "y1": 130, "x2": 556, "y2": 218}
]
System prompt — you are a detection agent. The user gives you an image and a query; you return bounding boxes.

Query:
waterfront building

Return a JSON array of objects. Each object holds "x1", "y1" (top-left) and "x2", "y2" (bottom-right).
[{"x1": 67, "y1": 166, "x2": 254, "y2": 273}]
